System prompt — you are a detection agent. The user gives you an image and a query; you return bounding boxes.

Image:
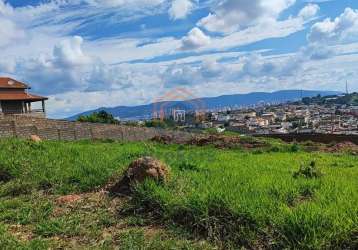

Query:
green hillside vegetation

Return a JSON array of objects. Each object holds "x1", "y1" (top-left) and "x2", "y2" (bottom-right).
[
  {"x1": 77, "y1": 110, "x2": 119, "y2": 124},
  {"x1": 302, "y1": 93, "x2": 358, "y2": 105},
  {"x1": 144, "y1": 119, "x2": 176, "y2": 129},
  {"x1": 0, "y1": 138, "x2": 357, "y2": 249}
]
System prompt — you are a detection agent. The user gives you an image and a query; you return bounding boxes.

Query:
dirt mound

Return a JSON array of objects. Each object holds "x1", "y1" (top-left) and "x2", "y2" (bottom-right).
[
  {"x1": 325, "y1": 141, "x2": 358, "y2": 154},
  {"x1": 110, "y1": 157, "x2": 170, "y2": 195},
  {"x1": 151, "y1": 135, "x2": 173, "y2": 144},
  {"x1": 188, "y1": 135, "x2": 241, "y2": 149}
]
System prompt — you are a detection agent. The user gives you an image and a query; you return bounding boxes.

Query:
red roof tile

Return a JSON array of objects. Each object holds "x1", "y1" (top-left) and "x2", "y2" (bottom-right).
[
  {"x1": 0, "y1": 77, "x2": 29, "y2": 89},
  {"x1": 0, "y1": 92, "x2": 48, "y2": 101}
]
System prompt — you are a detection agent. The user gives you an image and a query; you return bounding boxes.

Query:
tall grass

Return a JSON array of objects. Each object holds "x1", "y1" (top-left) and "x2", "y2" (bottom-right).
[
  {"x1": 132, "y1": 146, "x2": 358, "y2": 249},
  {"x1": 0, "y1": 138, "x2": 357, "y2": 249}
]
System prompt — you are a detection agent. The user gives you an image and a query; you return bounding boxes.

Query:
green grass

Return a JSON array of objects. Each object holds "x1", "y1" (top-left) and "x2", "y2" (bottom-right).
[{"x1": 0, "y1": 138, "x2": 357, "y2": 249}]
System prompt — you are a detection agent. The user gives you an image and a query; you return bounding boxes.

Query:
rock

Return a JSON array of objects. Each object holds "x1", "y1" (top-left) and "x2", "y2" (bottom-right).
[
  {"x1": 30, "y1": 135, "x2": 42, "y2": 143},
  {"x1": 110, "y1": 157, "x2": 170, "y2": 195}
]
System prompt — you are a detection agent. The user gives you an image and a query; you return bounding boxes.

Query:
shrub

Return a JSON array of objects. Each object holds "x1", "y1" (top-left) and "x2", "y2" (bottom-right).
[
  {"x1": 269, "y1": 146, "x2": 281, "y2": 152},
  {"x1": 293, "y1": 161, "x2": 323, "y2": 179},
  {"x1": 144, "y1": 119, "x2": 175, "y2": 128},
  {"x1": 290, "y1": 143, "x2": 300, "y2": 152},
  {"x1": 77, "y1": 110, "x2": 118, "y2": 124}
]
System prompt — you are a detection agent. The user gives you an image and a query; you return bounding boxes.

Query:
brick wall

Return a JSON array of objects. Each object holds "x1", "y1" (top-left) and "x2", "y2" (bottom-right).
[{"x1": 0, "y1": 115, "x2": 194, "y2": 142}]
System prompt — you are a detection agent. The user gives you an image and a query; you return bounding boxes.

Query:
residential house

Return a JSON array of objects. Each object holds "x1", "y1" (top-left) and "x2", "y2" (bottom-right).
[{"x1": 0, "y1": 77, "x2": 48, "y2": 118}]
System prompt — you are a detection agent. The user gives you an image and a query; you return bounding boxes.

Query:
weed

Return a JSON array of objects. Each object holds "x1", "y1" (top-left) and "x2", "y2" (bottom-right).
[
  {"x1": 0, "y1": 180, "x2": 33, "y2": 197},
  {"x1": 126, "y1": 216, "x2": 147, "y2": 226},
  {"x1": 178, "y1": 162, "x2": 201, "y2": 172},
  {"x1": 290, "y1": 143, "x2": 300, "y2": 152},
  {"x1": 269, "y1": 146, "x2": 281, "y2": 152},
  {"x1": 293, "y1": 161, "x2": 324, "y2": 179}
]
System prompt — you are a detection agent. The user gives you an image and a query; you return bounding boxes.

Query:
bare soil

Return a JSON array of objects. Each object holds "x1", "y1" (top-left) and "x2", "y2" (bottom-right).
[{"x1": 152, "y1": 134, "x2": 267, "y2": 149}]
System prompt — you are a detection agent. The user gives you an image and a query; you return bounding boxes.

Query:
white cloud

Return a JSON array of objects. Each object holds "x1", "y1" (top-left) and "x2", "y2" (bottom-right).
[
  {"x1": 15, "y1": 36, "x2": 93, "y2": 95},
  {"x1": 207, "y1": 17, "x2": 304, "y2": 51},
  {"x1": 85, "y1": 62, "x2": 160, "y2": 92},
  {"x1": 300, "y1": 44, "x2": 334, "y2": 60},
  {"x1": 0, "y1": 17, "x2": 25, "y2": 47},
  {"x1": 169, "y1": 0, "x2": 194, "y2": 20},
  {"x1": 84, "y1": 0, "x2": 165, "y2": 8},
  {"x1": 163, "y1": 63, "x2": 203, "y2": 86},
  {"x1": 200, "y1": 59, "x2": 223, "y2": 78},
  {"x1": 298, "y1": 4, "x2": 320, "y2": 20},
  {"x1": 308, "y1": 8, "x2": 358, "y2": 44},
  {"x1": 0, "y1": 0, "x2": 12, "y2": 15},
  {"x1": 198, "y1": 0, "x2": 296, "y2": 33},
  {"x1": 0, "y1": 58, "x2": 16, "y2": 73},
  {"x1": 86, "y1": 37, "x2": 181, "y2": 63},
  {"x1": 53, "y1": 36, "x2": 92, "y2": 67},
  {"x1": 0, "y1": 0, "x2": 25, "y2": 47},
  {"x1": 180, "y1": 27, "x2": 211, "y2": 50},
  {"x1": 48, "y1": 86, "x2": 161, "y2": 118}
]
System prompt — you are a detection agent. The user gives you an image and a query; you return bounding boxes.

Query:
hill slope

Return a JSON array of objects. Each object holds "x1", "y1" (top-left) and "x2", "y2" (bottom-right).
[
  {"x1": 68, "y1": 90, "x2": 340, "y2": 121},
  {"x1": 302, "y1": 92, "x2": 358, "y2": 105}
]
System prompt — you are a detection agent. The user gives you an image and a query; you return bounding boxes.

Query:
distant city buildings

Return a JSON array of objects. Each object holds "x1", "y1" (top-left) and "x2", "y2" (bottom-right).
[
  {"x1": 147, "y1": 96, "x2": 358, "y2": 135},
  {"x1": 135, "y1": 93, "x2": 358, "y2": 135}
]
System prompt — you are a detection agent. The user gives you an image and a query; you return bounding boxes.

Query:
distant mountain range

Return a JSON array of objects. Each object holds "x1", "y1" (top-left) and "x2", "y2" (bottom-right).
[{"x1": 68, "y1": 90, "x2": 341, "y2": 121}]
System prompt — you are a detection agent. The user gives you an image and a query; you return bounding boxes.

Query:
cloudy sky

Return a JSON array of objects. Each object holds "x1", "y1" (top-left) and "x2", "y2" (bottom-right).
[{"x1": 1, "y1": 0, "x2": 358, "y2": 118}]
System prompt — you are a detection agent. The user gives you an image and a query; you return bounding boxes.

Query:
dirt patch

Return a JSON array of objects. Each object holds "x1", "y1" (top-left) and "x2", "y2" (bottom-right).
[
  {"x1": 8, "y1": 224, "x2": 34, "y2": 242},
  {"x1": 110, "y1": 157, "x2": 170, "y2": 195},
  {"x1": 151, "y1": 135, "x2": 173, "y2": 144},
  {"x1": 55, "y1": 194, "x2": 82, "y2": 205},
  {"x1": 152, "y1": 134, "x2": 267, "y2": 149},
  {"x1": 324, "y1": 141, "x2": 358, "y2": 154}
]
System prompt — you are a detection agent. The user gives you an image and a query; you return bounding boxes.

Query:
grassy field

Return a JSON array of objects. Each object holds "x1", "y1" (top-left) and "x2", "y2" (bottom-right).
[{"x1": 0, "y1": 138, "x2": 357, "y2": 249}]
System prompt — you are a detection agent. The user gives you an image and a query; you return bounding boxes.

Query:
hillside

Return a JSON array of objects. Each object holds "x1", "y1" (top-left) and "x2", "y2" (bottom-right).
[
  {"x1": 302, "y1": 92, "x2": 358, "y2": 105},
  {"x1": 0, "y1": 138, "x2": 357, "y2": 249},
  {"x1": 68, "y1": 90, "x2": 341, "y2": 121}
]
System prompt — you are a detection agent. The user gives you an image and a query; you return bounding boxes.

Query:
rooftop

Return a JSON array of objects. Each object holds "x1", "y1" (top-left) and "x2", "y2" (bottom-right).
[
  {"x1": 0, "y1": 92, "x2": 48, "y2": 101},
  {"x1": 0, "y1": 77, "x2": 29, "y2": 89}
]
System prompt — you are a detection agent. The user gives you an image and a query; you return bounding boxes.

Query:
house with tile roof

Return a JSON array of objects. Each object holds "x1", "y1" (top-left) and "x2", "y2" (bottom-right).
[{"x1": 0, "y1": 77, "x2": 48, "y2": 117}]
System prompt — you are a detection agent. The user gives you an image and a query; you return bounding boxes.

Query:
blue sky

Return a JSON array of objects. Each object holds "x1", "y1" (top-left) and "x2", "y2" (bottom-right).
[{"x1": 1, "y1": 0, "x2": 358, "y2": 118}]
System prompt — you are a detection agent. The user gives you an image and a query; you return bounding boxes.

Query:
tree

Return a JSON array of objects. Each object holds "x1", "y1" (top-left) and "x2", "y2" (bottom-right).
[
  {"x1": 144, "y1": 119, "x2": 176, "y2": 128},
  {"x1": 77, "y1": 110, "x2": 118, "y2": 124}
]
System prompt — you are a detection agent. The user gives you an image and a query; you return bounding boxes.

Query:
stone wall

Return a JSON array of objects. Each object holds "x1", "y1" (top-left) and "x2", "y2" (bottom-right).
[{"x1": 0, "y1": 115, "x2": 194, "y2": 142}]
